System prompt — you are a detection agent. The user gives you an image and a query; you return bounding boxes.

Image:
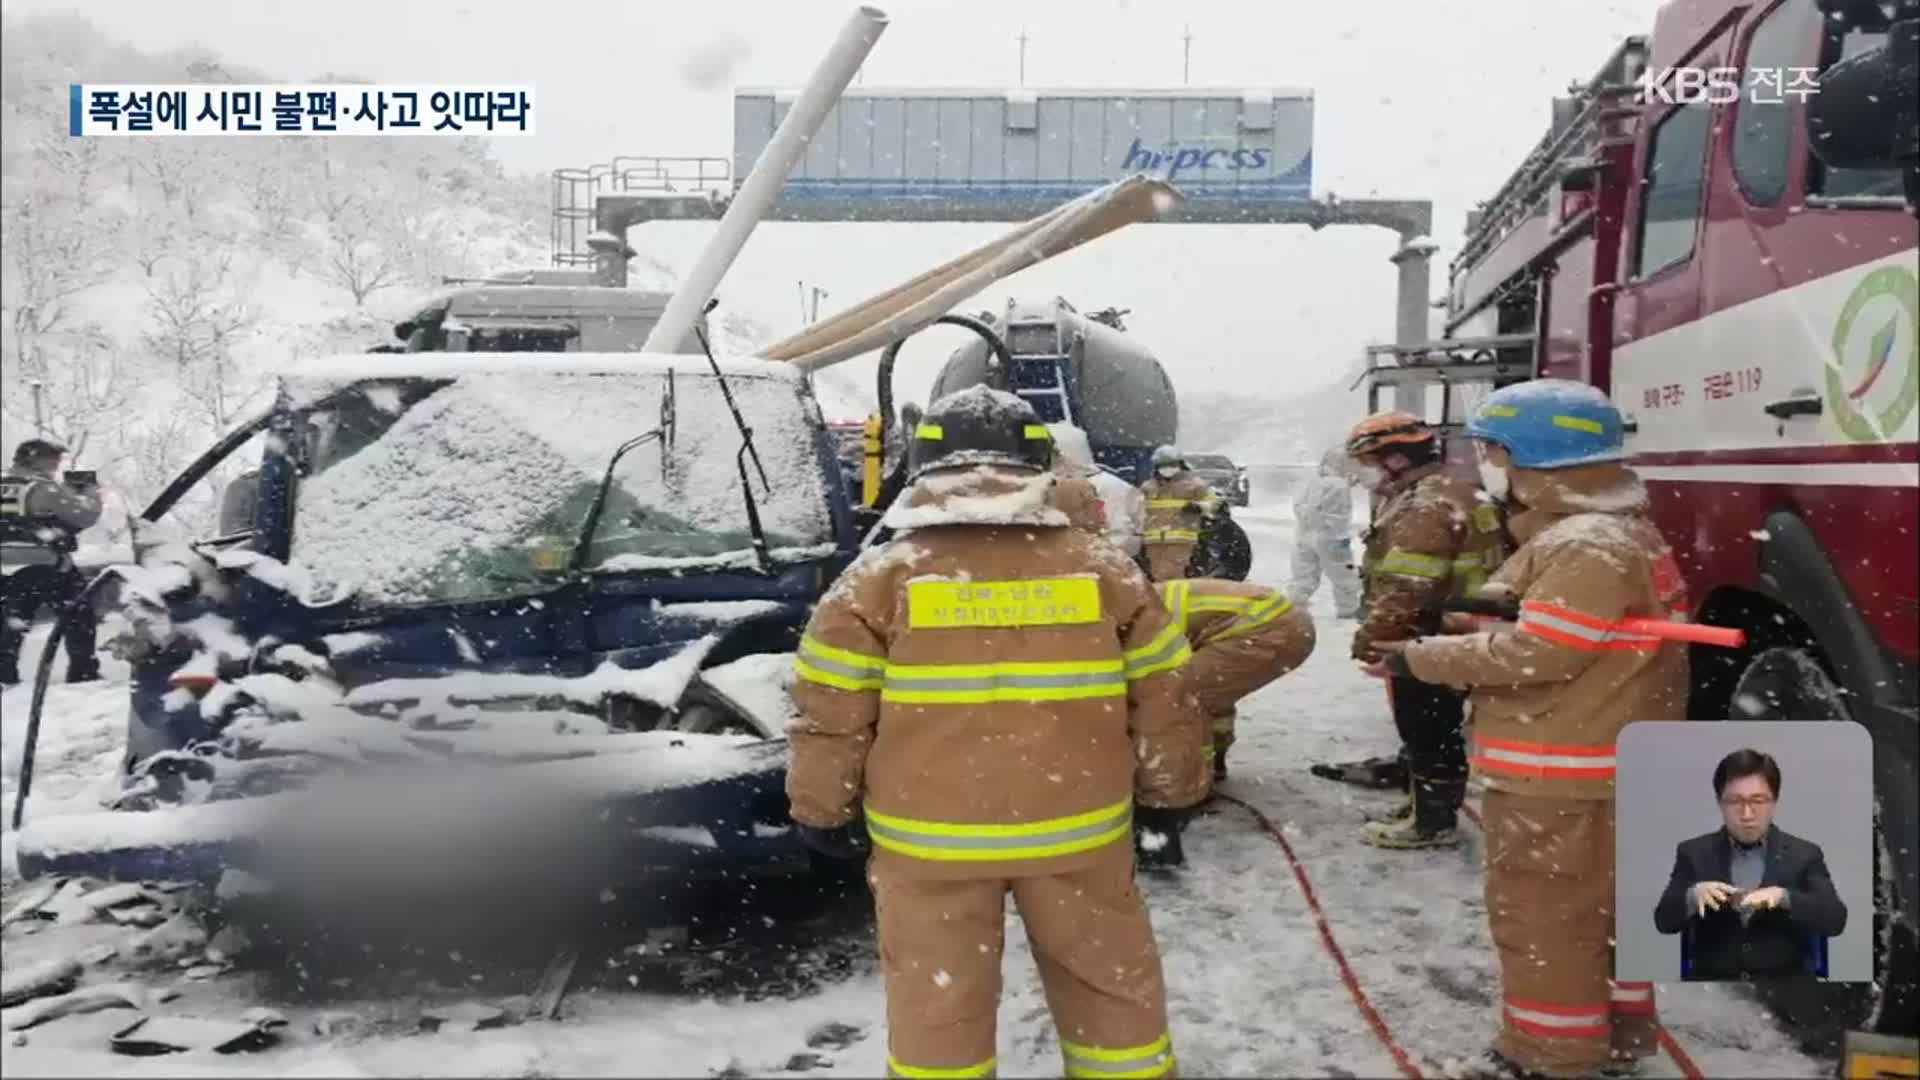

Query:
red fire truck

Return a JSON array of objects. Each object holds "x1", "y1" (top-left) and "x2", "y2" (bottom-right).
[{"x1": 1361, "y1": 0, "x2": 1918, "y2": 1049}]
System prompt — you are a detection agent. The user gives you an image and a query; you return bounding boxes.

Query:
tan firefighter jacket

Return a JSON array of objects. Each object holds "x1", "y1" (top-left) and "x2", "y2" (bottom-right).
[
  {"x1": 1353, "y1": 463, "x2": 1509, "y2": 662},
  {"x1": 1400, "y1": 462, "x2": 1690, "y2": 801},
  {"x1": 1141, "y1": 472, "x2": 1218, "y2": 547},
  {"x1": 786, "y1": 465, "x2": 1211, "y2": 880}
]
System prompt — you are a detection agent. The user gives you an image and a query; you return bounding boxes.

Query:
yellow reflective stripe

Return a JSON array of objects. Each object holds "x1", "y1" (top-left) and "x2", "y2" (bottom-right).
[
  {"x1": 1377, "y1": 549, "x2": 1448, "y2": 579},
  {"x1": 1147, "y1": 498, "x2": 1194, "y2": 509},
  {"x1": 1123, "y1": 602, "x2": 1191, "y2": 680},
  {"x1": 794, "y1": 635, "x2": 887, "y2": 691},
  {"x1": 881, "y1": 659, "x2": 1126, "y2": 704},
  {"x1": 916, "y1": 423, "x2": 945, "y2": 440},
  {"x1": 1188, "y1": 595, "x2": 1254, "y2": 613},
  {"x1": 1552, "y1": 414, "x2": 1604, "y2": 433},
  {"x1": 888, "y1": 1056, "x2": 996, "y2": 1079},
  {"x1": 1211, "y1": 592, "x2": 1294, "y2": 642},
  {"x1": 865, "y1": 798, "x2": 1132, "y2": 862},
  {"x1": 1062, "y1": 1034, "x2": 1175, "y2": 1078},
  {"x1": 1481, "y1": 405, "x2": 1519, "y2": 418},
  {"x1": 1024, "y1": 424, "x2": 1051, "y2": 439},
  {"x1": 1144, "y1": 530, "x2": 1200, "y2": 542}
]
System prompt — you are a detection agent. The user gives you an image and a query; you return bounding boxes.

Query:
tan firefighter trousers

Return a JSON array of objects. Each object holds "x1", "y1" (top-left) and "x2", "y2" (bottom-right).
[
  {"x1": 1145, "y1": 542, "x2": 1196, "y2": 583},
  {"x1": 1482, "y1": 789, "x2": 1660, "y2": 1076},
  {"x1": 869, "y1": 845, "x2": 1178, "y2": 1079},
  {"x1": 1185, "y1": 627, "x2": 1296, "y2": 761}
]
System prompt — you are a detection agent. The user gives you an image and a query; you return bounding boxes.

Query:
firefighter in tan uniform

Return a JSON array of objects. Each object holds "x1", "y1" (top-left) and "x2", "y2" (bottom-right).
[
  {"x1": 1159, "y1": 578, "x2": 1316, "y2": 784},
  {"x1": 787, "y1": 386, "x2": 1209, "y2": 1080},
  {"x1": 1140, "y1": 446, "x2": 1219, "y2": 581},
  {"x1": 1315, "y1": 413, "x2": 1508, "y2": 849},
  {"x1": 1383, "y1": 381, "x2": 1686, "y2": 1080}
]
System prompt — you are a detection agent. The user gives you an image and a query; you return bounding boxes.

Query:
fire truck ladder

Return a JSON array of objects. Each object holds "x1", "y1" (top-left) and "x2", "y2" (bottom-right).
[
  {"x1": 1451, "y1": 35, "x2": 1647, "y2": 284},
  {"x1": 549, "y1": 156, "x2": 733, "y2": 268}
]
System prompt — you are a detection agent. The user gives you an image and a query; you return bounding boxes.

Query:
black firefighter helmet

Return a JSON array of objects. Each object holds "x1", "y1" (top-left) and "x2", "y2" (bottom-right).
[{"x1": 908, "y1": 385, "x2": 1054, "y2": 482}]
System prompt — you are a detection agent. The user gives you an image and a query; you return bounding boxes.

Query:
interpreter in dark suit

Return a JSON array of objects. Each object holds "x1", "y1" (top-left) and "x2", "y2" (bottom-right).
[{"x1": 1653, "y1": 748, "x2": 1848, "y2": 981}]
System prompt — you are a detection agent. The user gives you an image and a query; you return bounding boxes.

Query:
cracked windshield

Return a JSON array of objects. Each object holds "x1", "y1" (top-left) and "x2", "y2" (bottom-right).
[{"x1": 289, "y1": 370, "x2": 832, "y2": 605}]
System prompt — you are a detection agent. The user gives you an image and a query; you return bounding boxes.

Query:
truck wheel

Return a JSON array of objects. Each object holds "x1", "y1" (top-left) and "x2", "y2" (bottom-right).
[{"x1": 1728, "y1": 647, "x2": 1918, "y2": 1046}]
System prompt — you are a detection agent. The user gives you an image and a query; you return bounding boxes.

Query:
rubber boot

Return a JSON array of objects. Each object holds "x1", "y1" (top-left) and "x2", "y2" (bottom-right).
[
  {"x1": 1361, "y1": 776, "x2": 1463, "y2": 849},
  {"x1": 1364, "y1": 786, "x2": 1414, "y2": 825},
  {"x1": 1309, "y1": 751, "x2": 1408, "y2": 790},
  {"x1": 66, "y1": 660, "x2": 101, "y2": 684}
]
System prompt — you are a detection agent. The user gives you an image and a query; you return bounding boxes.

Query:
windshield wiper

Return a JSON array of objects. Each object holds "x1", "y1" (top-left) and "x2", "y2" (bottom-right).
[
  {"x1": 694, "y1": 299, "x2": 774, "y2": 573},
  {"x1": 571, "y1": 429, "x2": 665, "y2": 573}
]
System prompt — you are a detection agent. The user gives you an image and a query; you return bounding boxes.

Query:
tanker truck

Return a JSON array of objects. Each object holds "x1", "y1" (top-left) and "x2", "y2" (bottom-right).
[{"x1": 852, "y1": 295, "x2": 1252, "y2": 579}]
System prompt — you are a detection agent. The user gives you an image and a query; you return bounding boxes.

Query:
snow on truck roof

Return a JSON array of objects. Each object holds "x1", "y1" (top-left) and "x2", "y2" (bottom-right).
[{"x1": 286, "y1": 352, "x2": 808, "y2": 387}]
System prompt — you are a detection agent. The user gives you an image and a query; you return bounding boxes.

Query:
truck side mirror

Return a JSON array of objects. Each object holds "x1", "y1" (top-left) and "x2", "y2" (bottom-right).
[{"x1": 1806, "y1": 5, "x2": 1919, "y2": 205}]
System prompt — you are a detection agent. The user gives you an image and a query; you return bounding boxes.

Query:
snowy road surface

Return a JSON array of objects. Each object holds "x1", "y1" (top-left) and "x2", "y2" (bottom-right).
[{"x1": 0, "y1": 501, "x2": 1831, "y2": 1077}]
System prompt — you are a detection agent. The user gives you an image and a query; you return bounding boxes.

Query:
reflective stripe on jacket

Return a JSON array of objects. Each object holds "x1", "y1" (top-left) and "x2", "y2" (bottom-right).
[
  {"x1": 1140, "y1": 474, "x2": 1216, "y2": 547},
  {"x1": 1353, "y1": 466, "x2": 1509, "y2": 662},
  {"x1": 1400, "y1": 462, "x2": 1689, "y2": 800},
  {"x1": 787, "y1": 465, "x2": 1212, "y2": 879}
]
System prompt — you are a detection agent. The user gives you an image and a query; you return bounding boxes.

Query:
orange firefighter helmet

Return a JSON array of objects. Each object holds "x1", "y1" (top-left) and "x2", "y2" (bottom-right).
[{"x1": 1345, "y1": 412, "x2": 1436, "y2": 459}]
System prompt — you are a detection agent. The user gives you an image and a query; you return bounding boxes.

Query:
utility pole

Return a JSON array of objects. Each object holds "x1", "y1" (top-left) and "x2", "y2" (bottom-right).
[
  {"x1": 798, "y1": 281, "x2": 828, "y2": 324},
  {"x1": 1182, "y1": 24, "x2": 1193, "y2": 85},
  {"x1": 1017, "y1": 26, "x2": 1029, "y2": 86},
  {"x1": 28, "y1": 379, "x2": 46, "y2": 436}
]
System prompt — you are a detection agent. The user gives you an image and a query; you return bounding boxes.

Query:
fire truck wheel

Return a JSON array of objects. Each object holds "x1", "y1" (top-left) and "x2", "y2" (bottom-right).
[{"x1": 1728, "y1": 646, "x2": 1919, "y2": 1046}]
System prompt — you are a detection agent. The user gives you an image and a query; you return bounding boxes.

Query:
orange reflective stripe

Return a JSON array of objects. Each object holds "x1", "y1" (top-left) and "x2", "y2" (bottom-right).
[
  {"x1": 1471, "y1": 735, "x2": 1616, "y2": 779},
  {"x1": 1610, "y1": 981, "x2": 1656, "y2": 1016},
  {"x1": 1516, "y1": 600, "x2": 1663, "y2": 652},
  {"x1": 1505, "y1": 997, "x2": 1610, "y2": 1040}
]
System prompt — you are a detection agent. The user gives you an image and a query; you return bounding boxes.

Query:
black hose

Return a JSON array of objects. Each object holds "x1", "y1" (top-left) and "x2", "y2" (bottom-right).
[
  {"x1": 13, "y1": 571, "x2": 112, "y2": 831},
  {"x1": 872, "y1": 313, "x2": 1015, "y2": 517}
]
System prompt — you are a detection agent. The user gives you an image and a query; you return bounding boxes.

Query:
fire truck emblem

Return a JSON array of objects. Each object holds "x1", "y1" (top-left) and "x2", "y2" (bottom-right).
[{"x1": 1827, "y1": 264, "x2": 1918, "y2": 442}]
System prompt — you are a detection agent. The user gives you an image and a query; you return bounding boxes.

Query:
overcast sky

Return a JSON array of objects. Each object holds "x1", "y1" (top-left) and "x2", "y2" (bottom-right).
[{"x1": 7, "y1": 0, "x2": 1672, "y2": 434}]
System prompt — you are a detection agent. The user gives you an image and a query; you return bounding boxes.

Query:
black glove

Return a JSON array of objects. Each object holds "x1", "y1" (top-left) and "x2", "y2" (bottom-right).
[
  {"x1": 796, "y1": 822, "x2": 868, "y2": 860},
  {"x1": 1133, "y1": 805, "x2": 1189, "y2": 869},
  {"x1": 1381, "y1": 648, "x2": 1414, "y2": 679}
]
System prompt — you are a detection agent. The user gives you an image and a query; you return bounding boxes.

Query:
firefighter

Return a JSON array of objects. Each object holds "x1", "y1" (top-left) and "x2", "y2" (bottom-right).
[
  {"x1": 1161, "y1": 577, "x2": 1316, "y2": 784},
  {"x1": 1310, "y1": 412, "x2": 1508, "y2": 849},
  {"x1": 786, "y1": 385, "x2": 1208, "y2": 1080},
  {"x1": 1382, "y1": 380, "x2": 1686, "y2": 1079},
  {"x1": 1140, "y1": 446, "x2": 1218, "y2": 581},
  {"x1": 1289, "y1": 446, "x2": 1363, "y2": 618},
  {"x1": 1, "y1": 439, "x2": 104, "y2": 686}
]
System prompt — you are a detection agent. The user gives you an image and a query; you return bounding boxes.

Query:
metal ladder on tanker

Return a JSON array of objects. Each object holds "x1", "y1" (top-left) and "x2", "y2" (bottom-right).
[{"x1": 1009, "y1": 353, "x2": 1077, "y2": 427}]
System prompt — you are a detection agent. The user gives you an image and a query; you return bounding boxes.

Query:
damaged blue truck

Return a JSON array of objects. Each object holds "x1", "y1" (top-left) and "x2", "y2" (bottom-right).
[{"x1": 13, "y1": 328, "x2": 868, "y2": 916}]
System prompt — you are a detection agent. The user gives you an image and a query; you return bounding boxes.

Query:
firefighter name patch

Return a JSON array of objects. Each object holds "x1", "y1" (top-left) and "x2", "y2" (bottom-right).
[{"x1": 907, "y1": 577, "x2": 1102, "y2": 629}]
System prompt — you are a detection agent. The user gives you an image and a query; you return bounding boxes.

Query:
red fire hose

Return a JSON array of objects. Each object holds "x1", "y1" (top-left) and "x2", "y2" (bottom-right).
[{"x1": 1215, "y1": 790, "x2": 1709, "y2": 1080}]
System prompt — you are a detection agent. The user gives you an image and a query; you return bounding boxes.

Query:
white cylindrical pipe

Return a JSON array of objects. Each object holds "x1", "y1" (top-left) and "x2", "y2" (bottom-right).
[{"x1": 643, "y1": 5, "x2": 889, "y2": 353}]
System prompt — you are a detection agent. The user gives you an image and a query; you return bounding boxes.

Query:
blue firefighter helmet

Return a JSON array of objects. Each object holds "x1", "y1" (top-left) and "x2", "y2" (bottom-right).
[{"x1": 1464, "y1": 379, "x2": 1625, "y2": 469}]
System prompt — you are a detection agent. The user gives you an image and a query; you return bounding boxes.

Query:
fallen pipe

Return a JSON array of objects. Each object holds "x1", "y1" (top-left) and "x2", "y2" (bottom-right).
[{"x1": 641, "y1": 5, "x2": 890, "y2": 353}]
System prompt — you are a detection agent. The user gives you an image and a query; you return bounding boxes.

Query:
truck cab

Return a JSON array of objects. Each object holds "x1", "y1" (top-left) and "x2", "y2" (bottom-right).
[{"x1": 1368, "y1": 0, "x2": 1919, "y2": 1042}]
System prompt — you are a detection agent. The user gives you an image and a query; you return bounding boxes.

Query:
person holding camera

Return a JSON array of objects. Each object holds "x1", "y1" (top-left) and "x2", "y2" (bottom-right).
[{"x1": 0, "y1": 439, "x2": 104, "y2": 685}]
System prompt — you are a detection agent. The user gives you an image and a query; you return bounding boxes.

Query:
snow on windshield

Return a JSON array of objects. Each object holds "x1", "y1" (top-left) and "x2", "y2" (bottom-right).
[{"x1": 290, "y1": 370, "x2": 831, "y2": 606}]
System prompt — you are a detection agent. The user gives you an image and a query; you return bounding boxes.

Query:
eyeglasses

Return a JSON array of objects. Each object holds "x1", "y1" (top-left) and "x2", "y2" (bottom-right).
[{"x1": 1720, "y1": 796, "x2": 1775, "y2": 810}]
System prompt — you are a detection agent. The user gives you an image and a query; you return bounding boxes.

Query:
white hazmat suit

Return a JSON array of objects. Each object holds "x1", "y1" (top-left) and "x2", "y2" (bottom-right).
[
  {"x1": 1047, "y1": 422, "x2": 1146, "y2": 556},
  {"x1": 1289, "y1": 447, "x2": 1362, "y2": 617}
]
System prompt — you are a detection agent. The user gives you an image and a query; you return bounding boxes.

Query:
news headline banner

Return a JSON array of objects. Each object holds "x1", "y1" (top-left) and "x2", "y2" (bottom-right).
[{"x1": 70, "y1": 85, "x2": 534, "y2": 136}]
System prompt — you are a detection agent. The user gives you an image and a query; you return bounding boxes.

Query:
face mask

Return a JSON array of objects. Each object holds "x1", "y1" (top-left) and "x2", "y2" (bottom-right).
[
  {"x1": 1350, "y1": 464, "x2": 1386, "y2": 490},
  {"x1": 1157, "y1": 467, "x2": 1179, "y2": 479},
  {"x1": 1478, "y1": 462, "x2": 1510, "y2": 502}
]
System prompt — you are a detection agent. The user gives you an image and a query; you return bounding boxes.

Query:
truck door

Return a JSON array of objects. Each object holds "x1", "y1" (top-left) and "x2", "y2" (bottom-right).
[{"x1": 1610, "y1": 15, "x2": 1739, "y2": 441}]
